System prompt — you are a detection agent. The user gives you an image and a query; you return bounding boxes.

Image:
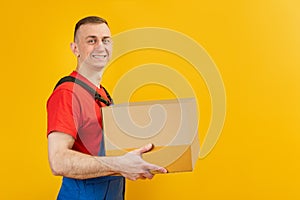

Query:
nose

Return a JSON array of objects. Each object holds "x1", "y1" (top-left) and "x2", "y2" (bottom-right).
[{"x1": 94, "y1": 40, "x2": 105, "y2": 50}]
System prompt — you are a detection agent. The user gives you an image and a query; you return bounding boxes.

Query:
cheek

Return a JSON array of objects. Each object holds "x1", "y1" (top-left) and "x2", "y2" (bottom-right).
[
  {"x1": 106, "y1": 46, "x2": 113, "y2": 55},
  {"x1": 78, "y1": 45, "x2": 93, "y2": 55}
]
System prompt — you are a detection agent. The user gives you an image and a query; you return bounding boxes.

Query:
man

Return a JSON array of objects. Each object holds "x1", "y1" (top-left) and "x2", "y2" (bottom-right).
[{"x1": 47, "y1": 16, "x2": 167, "y2": 200}]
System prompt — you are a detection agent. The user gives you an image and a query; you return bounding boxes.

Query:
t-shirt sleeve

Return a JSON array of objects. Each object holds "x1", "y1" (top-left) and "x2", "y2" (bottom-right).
[{"x1": 47, "y1": 88, "x2": 81, "y2": 138}]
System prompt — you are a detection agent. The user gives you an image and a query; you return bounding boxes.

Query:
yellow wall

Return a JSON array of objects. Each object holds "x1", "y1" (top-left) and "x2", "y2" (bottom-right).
[{"x1": 0, "y1": 0, "x2": 299, "y2": 199}]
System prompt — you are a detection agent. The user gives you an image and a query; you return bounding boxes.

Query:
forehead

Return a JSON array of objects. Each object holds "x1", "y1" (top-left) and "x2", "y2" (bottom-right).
[{"x1": 76, "y1": 23, "x2": 111, "y2": 39}]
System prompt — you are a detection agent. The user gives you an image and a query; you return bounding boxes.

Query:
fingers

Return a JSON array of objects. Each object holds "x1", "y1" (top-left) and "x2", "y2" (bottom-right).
[
  {"x1": 150, "y1": 167, "x2": 168, "y2": 174},
  {"x1": 142, "y1": 171, "x2": 154, "y2": 179},
  {"x1": 147, "y1": 164, "x2": 168, "y2": 174},
  {"x1": 131, "y1": 143, "x2": 154, "y2": 155},
  {"x1": 121, "y1": 164, "x2": 167, "y2": 181},
  {"x1": 123, "y1": 171, "x2": 154, "y2": 181},
  {"x1": 133, "y1": 164, "x2": 167, "y2": 180}
]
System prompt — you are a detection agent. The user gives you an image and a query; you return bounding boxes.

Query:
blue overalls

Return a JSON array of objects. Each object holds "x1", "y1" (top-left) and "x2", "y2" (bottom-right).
[{"x1": 57, "y1": 176, "x2": 125, "y2": 200}]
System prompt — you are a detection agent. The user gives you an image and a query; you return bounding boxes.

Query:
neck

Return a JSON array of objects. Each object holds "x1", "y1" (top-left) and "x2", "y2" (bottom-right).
[{"x1": 76, "y1": 65, "x2": 104, "y2": 88}]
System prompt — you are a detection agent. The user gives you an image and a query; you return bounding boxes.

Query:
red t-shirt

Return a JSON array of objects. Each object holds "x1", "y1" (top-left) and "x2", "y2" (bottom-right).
[{"x1": 47, "y1": 71, "x2": 111, "y2": 156}]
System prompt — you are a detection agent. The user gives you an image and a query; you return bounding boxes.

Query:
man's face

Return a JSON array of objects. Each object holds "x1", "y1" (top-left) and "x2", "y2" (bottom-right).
[{"x1": 72, "y1": 23, "x2": 112, "y2": 70}]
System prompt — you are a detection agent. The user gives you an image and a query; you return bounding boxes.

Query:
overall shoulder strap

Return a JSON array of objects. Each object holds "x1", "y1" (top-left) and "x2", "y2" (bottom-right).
[{"x1": 54, "y1": 76, "x2": 112, "y2": 106}]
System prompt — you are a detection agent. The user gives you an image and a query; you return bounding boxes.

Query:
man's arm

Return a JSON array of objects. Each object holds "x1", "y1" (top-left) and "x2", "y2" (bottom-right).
[{"x1": 48, "y1": 132, "x2": 167, "y2": 180}]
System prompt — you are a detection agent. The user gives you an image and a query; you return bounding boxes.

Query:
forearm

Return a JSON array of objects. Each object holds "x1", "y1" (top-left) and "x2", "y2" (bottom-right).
[
  {"x1": 50, "y1": 149, "x2": 119, "y2": 179},
  {"x1": 48, "y1": 132, "x2": 167, "y2": 180}
]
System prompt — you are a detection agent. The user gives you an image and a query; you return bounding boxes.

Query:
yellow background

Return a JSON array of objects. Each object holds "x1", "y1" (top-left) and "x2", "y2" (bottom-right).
[{"x1": 0, "y1": 0, "x2": 299, "y2": 199}]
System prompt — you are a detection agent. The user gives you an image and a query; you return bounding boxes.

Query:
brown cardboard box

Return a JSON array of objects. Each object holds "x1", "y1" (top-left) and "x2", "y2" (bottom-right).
[{"x1": 102, "y1": 98, "x2": 199, "y2": 173}]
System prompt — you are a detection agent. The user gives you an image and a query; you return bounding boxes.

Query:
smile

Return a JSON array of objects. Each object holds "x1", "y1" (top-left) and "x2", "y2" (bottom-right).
[{"x1": 92, "y1": 55, "x2": 107, "y2": 59}]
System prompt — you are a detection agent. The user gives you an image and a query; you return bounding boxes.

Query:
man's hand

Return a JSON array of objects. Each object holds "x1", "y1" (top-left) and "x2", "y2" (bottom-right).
[{"x1": 115, "y1": 143, "x2": 167, "y2": 180}]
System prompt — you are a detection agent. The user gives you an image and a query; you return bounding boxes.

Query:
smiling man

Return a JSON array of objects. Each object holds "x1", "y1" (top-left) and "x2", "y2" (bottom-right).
[
  {"x1": 71, "y1": 18, "x2": 112, "y2": 80},
  {"x1": 46, "y1": 16, "x2": 167, "y2": 200}
]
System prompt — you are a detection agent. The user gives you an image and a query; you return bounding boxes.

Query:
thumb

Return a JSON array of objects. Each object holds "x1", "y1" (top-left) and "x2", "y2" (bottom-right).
[{"x1": 132, "y1": 143, "x2": 154, "y2": 155}]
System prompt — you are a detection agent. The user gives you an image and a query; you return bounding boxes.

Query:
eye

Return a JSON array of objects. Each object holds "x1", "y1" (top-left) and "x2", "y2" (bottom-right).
[
  {"x1": 87, "y1": 39, "x2": 97, "y2": 44},
  {"x1": 102, "y1": 38, "x2": 112, "y2": 45}
]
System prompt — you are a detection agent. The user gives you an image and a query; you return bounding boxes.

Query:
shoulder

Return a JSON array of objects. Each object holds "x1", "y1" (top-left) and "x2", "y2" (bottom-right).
[
  {"x1": 50, "y1": 81, "x2": 76, "y2": 98},
  {"x1": 47, "y1": 82, "x2": 81, "y2": 107}
]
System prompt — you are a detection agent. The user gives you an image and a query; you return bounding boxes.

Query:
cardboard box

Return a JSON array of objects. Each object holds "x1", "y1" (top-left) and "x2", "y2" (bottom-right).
[{"x1": 102, "y1": 98, "x2": 199, "y2": 173}]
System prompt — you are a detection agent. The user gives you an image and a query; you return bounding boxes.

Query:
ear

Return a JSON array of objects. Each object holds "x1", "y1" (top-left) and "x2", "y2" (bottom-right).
[{"x1": 70, "y1": 42, "x2": 80, "y2": 57}]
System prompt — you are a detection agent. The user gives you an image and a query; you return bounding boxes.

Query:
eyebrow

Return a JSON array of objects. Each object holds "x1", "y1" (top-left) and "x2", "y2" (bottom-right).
[{"x1": 85, "y1": 35, "x2": 111, "y2": 40}]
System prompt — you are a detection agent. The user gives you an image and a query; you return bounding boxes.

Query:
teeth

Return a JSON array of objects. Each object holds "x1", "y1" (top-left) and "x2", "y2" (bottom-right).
[{"x1": 93, "y1": 55, "x2": 107, "y2": 58}]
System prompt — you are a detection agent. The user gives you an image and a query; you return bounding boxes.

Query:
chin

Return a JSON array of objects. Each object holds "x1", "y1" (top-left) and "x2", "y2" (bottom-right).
[{"x1": 92, "y1": 64, "x2": 106, "y2": 71}]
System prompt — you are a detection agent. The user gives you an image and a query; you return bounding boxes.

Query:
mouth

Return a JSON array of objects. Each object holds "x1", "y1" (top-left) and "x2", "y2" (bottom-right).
[{"x1": 92, "y1": 55, "x2": 108, "y2": 59}]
